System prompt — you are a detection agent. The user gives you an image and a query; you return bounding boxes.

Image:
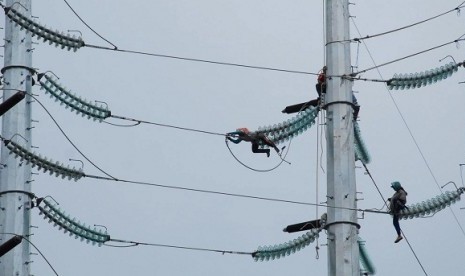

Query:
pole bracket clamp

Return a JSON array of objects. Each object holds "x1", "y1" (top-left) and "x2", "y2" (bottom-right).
[
  {"x1": 0, "y1": 190, "x2": 35, "y2": 199},
  {"x1": 324, "y1": 220, "x2": 361, "y2": 230},
  {"x1": 1, "y1": 65, "x2": 36, "y2": 74},
  {"x1": 323, "y1": 100, "x2": 357, "y2": 110}
]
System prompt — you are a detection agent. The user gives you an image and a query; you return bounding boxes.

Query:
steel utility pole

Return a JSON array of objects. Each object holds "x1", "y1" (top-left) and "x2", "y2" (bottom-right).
[
  {"x1": 325, "y1": 0, "x2": 360, "y2": 275},
  {"x1": 0, "y1": 0, "x2": 34, "y2": 275}
]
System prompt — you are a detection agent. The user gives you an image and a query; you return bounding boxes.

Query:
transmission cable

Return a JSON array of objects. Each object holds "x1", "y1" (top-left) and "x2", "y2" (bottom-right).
[
  {"x1": 328, "y1": 1, "x2": 465, "y2": 45},
  {"x1": 0, "y1": 233, "x2": 60, "y2": 276},
  {"x1": 353, "y1": 35, "x2": 465, "y2": 76},
  {"x1": 109, "y1": 114, "x2": 226, "y2": 137},
  {"x1": 84, "y1": 44, "x2": 318, "y2": 76},
  {"x1": 61, "y1": 0, "x2": 117, "y2": 49},
  {"x1": 106, "y1": 238, "x2": 252, "y2": 256},
  {"x1": 362, "y1": 163, "x2": 387, "y2": 205},
  {"x1": 402, "y1": 231, "x2": 429, "y2": 276},
  {"x1": 225, "y1": 137, "x2": 291, "y2": 172},
  {"x1": 351, "y1": 18, "x2": 465, "y2": 239},
  {"x1": 83, "y1": 173, "x2": 390, "y2": 215},
  {"x1": 27, "y1": 92, "x2": 117, "y2": 180}
]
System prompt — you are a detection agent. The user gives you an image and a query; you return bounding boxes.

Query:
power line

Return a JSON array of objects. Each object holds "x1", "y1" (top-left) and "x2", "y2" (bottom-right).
[
  {"x1": 86, "y1": 173, "x2": 390, "y2": 215},
  {"x1": 41, "y1": 0, "x2": 318, "y2": 74},
  {"x1": 329, "y1": 1, "x2": 465, "y2": 45},
  {"x1": 0, "y1": 233, "x2": 60, "y2": 276},
  {"x1": 26, "y1": 92, "x2": 117, "y2": 180},
  {"x1": 107, "y1": 238, "x2": 252, "y2": 256},
  {"x1": 354, "y1": 36, "x2": 465, "y2": 76},
  {"x1": 61, "y1": 0, "x2": 117, "y2": 49},
  {"x1": 109, "y1": 114, "x2": 226, "y2": 137},
  {"x1": 362, "y1": 163, "x2": 387, "y2": 205},
  {"x1": 84, "y1": 44, "x2": 318, "y2": 76},
  {"x1": 401, "y1": 232, "x2": 429, "y2": 276}
]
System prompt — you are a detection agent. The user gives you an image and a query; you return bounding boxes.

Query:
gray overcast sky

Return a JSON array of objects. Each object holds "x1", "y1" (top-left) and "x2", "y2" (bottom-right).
[{"x1": 3, "y1": 0, "x2": 465, "y2": 275}]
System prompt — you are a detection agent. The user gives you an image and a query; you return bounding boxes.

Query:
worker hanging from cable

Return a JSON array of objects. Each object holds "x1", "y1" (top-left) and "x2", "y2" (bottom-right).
[
  {"x1": 388, "y1": 181, "x2": 408, "y2": 243},
  {"x1": 226, "y1": 128, "x2": 280, "y2": 157},
  {"x1": 281, "y1": 66, "x2": 327, "y2": 114}
]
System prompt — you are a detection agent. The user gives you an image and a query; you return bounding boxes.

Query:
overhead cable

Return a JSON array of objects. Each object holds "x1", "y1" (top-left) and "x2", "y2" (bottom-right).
[
  {"x1": 107, "y1": 238, "x2": 252, "y2": 256},
  {"x1": 353, "y1": 35, "x2": 465, "y2": 76},
  {"x1": 109, "y1": 114, "x2": 226, "y2": 137},
  {"x1": 84, "y1": 44, "x2": 318, "y2": 76},
  {"x1": 61, "y1": 0, "x2": 118, "y2": 49},
  {"x1": 0, "y1": 233, "x2": 60, "y2": 276},
  {"x1": 26, "y1": 92, "x2": 117, "y2": 180},
  {"x1": 328, "y1": 1, "x2": 465, "y2": 45}
]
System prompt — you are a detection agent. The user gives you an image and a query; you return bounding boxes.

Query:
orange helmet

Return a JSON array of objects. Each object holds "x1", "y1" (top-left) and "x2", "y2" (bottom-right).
[{"x1": 236, "y1": 127, "x2": 250, "y2": 134}]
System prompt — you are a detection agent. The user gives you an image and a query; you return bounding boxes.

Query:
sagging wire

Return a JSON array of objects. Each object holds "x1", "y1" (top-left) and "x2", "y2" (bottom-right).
[
  {"x1": 224, "y1": 106, "x2": 319, "y2": 172},
  {"x1": 102, "y1": 120, "x2": 141, "y2": 128},
  {"x1": 225, "y1": 137, "x2": 291, "y2": 173},
  {"x1": 25, "y1": 91, "x2": 117, "y2": 180},
  {"x1": 61, "y1": 0, "x2": 118, "y2": 50},
  {"x1": 0, "y1": 233, "x2": 60, "y2": 276}
]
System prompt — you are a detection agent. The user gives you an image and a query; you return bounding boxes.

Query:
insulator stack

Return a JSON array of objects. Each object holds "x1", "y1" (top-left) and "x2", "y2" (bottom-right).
[
  {"x1": 38, "y1": 73, "x2": 111, "y2": 121},
  {"x1": 37, "y1": 199, "x2": 110, "y2": 246},
  {"x1": 397, "y1": 188, "x2": 465, "y2": 220},
  {"x1": 358, "y1": 238, "x2": 376, "y2": 275},
  {"x1": 387, "y1": 61, "x2": 464, "y2": 90},
  {"x1": 354, "y1": 122, "x2": 371, "y2": 164},
  {"x1": 4, "y1": 7, "x2": 85, "y2": 51},
  {"x1": 256, "y1": 107, "x2": 319, "y2": 145},
  {"x1": 252, "y1": 214, "x2": 326, "y2": 261},
  {"x1": 3, "y1": 139, "x2": 84, "y2": 181}
]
